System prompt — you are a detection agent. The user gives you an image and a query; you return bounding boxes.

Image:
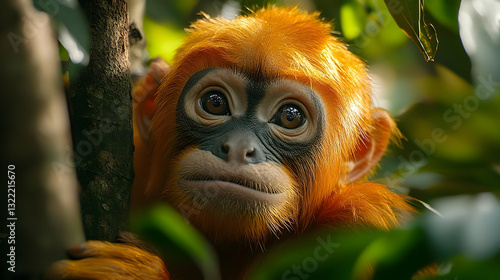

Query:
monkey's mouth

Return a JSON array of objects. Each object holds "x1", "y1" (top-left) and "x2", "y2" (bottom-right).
[
  {"x1": 181, "y1": 173, "x2": 280, "y2": 194},
  {"x1": 177, "y1": 172, "x2": 287, "y2": 206},
  {"x1": 177, "y1": 170, "x2": 290, "y2": 211},
  {"x1": 177, "y1": 176, "x2": 287, "y2": 212}
]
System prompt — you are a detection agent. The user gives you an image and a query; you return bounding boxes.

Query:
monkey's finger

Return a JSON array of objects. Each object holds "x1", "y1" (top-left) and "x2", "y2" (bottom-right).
[
  {"x1": 117, "y1": 231, "x2": 142, "y2": 244},
  {"x1": 66, "y1": 241, "x2": 141, "y2": 259},
  {"x1": 44, "y1": 257, "x2": 168, "y2": 280}
]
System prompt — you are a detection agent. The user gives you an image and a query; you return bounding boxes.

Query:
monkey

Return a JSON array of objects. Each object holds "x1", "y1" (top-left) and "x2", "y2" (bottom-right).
[{"x1": 45, "y1": 6, "x2": 414, "y2": 280}]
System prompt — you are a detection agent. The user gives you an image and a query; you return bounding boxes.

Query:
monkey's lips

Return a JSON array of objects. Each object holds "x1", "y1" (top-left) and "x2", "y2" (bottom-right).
[
  {"x1": 178, "y1": 175, "x2": 287, "y2": 206},
  {"x1": 181, "y1": 173, "x2": 281, "y2": 193}
]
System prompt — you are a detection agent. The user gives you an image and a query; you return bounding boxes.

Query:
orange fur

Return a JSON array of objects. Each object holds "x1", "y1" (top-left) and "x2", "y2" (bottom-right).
[{"x1": 314, "y1": 182, "x2": 414, "y2": 230}]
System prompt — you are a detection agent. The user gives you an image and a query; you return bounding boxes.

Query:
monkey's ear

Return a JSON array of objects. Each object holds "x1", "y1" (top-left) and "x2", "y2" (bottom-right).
[
  {"x1": 346, "y1": 109, "x2": 393, "y2": 183},
  {"x1": 133, "y1": 58, "x2": 170, "y2": 142}
]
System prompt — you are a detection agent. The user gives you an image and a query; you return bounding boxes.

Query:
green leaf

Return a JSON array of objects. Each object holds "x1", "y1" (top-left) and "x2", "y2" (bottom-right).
[
  {"x1": 355, "y1": 227, "x2": 433, "y2": 280},
  {"x1": 384, "y1": 0, "x2": 438, "y2": 61},
  {"x1": 340, "y1": 0, "x2": 368, "y2": 40},
  {"x1": 425, "y1": 256, "x2": 500, "y2": 280},
  {"x1": 131, "y1": 204, "x2": 221, "y2": 280},
  {"x1": 248, "y1": 227, "x2": 438, "y2": 280},
  {"x1": 248, "y1": 230, "x2": 373, "y2": 280}
]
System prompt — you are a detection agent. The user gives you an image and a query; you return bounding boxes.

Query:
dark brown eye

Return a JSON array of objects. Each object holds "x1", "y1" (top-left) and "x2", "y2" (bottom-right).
[
  {"x1": 270, "y1": 104, "x2": 305, "y2": 129},
  {"x1": 200, "y1": 91, "x2": 230, "y2": 116}
]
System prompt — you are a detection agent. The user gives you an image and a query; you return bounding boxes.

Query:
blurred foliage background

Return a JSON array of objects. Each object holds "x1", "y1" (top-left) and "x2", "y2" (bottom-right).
[{"x1": 53, "y1": 0, "x2": 500, "y2": 279}]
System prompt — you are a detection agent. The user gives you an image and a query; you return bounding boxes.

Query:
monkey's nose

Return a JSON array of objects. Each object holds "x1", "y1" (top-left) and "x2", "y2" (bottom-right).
[
  {"x1": 212, "y1": 132, "x2": 265, "y2": 164},
  {"x1": 222, "y1": 142, "x2": 256, "y2": 163}
]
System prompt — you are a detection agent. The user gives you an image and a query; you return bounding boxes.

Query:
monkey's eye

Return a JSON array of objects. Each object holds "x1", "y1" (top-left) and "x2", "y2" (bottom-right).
[
  {"x1": 270, "y1": 104, "x2": 305, "y2": 129},
  {"x1": 200, "y1": 91, "x2": 231, "y2": 116}
]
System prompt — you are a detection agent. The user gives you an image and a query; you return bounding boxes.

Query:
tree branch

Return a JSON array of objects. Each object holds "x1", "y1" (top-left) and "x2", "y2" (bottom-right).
[{"x1": 71, "y1": 0, "x2": 134, "y2": 241}]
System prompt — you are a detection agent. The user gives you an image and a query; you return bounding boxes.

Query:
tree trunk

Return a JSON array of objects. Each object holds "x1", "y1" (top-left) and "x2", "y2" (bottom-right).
[
  {"x1": 0, "y1": 0, "x2": 85, "y2": 278},
  {"x1": 71, "y1": 0, "x2": 134, "y2": 241}
]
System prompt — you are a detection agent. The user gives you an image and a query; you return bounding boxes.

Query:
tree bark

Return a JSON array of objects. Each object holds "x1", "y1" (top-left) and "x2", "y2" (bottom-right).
[
  {"x1": 71, "y1": 0, "x2": 134, "y2": 241},
  {"x1": 0, "y1": 0, "x2": 85, "y2": 278}
]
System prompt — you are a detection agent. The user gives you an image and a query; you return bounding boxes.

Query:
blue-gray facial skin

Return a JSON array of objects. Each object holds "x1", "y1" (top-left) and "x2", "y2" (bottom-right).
[{"x1": 175, "y1": 68, "x2": 325, "y2": 173}]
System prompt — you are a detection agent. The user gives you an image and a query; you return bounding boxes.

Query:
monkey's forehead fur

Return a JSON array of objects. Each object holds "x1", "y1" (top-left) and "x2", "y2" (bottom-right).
[{"x1": 175, "y1": 6, "x2": 369, "y2": 97}]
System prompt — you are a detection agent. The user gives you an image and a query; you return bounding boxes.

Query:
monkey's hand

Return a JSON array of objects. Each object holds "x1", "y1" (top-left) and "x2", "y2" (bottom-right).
[{"x1": 44, "y1": 233, "x2": 169, "y2": 280}]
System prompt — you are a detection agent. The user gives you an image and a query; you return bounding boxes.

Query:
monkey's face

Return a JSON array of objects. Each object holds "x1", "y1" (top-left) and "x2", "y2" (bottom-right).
[{"x1": 166, "y1": 68, "x2": 325, "y2": 240}]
